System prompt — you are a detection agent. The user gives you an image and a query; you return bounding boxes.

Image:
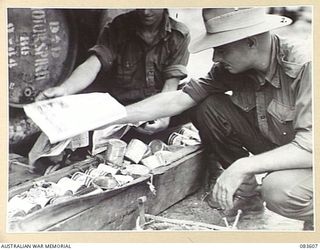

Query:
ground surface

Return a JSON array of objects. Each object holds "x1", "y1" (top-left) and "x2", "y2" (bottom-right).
[{"x1": 160, "y1": 187, "x2": 304, "y2": 231}]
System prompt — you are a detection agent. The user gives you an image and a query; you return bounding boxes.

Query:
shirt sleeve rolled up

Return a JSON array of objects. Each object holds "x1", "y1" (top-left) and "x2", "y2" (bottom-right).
[
  {"x1": 162, "y1": 33, "x2": 191, "y2": 80},
  {"x1": 290, "y1": 62, "x2": 313, "y2": 153},
  {"x1": 88, "y1": 21, "x2": 118, "y2": 72}
]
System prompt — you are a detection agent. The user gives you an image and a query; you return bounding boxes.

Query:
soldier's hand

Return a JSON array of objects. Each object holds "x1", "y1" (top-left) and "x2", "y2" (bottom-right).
[
  {"x1": 135, "y1": 117, "x2": 170, "y2": 135},
  {"x1": 35, "y1": 86, "x2": 66, "y2": 101},
  {"x1": 212, "y1": 158, "x2": 251, "y2": 211}
]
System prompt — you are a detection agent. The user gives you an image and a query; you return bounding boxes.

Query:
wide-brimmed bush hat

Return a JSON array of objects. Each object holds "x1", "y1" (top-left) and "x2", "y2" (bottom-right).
[{"x1": 189, "y1": 7, "x2": 292, "y2": 53}]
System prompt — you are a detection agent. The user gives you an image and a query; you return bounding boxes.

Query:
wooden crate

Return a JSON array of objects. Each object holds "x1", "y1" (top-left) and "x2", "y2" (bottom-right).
[{"x1": 8, "y1": 145, "x2": 205, "y2": 231}]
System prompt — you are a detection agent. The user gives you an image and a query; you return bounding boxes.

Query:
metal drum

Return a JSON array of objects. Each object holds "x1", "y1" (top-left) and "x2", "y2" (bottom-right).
[{"x1": 8, "y1": 8, "x2": 78, "y2": 106}]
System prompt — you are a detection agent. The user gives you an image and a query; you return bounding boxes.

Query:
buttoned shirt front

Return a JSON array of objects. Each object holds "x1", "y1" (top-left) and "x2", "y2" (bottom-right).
[
  {"x1": 183, "y1": 34, "x2": 312, "y2": 152},
  {"x1": 89, "y1": 10, "x2": 190, "y2": 105}
]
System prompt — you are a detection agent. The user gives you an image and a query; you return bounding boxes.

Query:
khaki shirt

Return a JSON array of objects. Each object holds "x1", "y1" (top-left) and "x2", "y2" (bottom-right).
[
  {"x1": 183, "y1": 34, "x2": 312, "y2": 152},
  {"x1": 89, "y1": 11, "x2": 190, "y2": 105}
]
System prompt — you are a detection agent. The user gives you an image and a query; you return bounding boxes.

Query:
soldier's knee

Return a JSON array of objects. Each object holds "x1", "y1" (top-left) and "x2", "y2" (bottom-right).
[
  {"x1": 261, "y1": 172, "x2": 289, "y2": 214},
  {"x1": 261, "y1": 170, "x2": 313, "y2": 221}
]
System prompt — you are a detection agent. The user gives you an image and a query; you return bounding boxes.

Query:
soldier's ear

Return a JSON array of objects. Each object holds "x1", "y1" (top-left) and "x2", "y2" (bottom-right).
[{"x1": 247, "y1": 37, "x2": 257, "y2": 48}]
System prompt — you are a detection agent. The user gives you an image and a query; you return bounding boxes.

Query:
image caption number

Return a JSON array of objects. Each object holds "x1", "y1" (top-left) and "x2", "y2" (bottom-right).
[{"x1": 300, "y1": 244, "x2": 318, "y2": 248}]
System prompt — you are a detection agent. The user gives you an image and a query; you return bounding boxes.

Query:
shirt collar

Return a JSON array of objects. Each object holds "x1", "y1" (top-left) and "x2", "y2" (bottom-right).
[
  {"x1": 155, "y1": 11, "x2": 172, "y2": 41},
  {"x1": 249, "y1": 34, "x2": 280, "y2": 89},
  {"x1": 163, "y1": 11, "x2": 172, "y2": 36},
  {"x1": 135, "y1": 11, "x2": 171, "y2": 42},
  {"x1": 265, "y1": 34, "x2": 280, "y2": 88}
]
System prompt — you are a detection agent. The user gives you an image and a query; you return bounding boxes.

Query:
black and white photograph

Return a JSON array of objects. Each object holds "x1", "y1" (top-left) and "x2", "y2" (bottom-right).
[{"x1": 6, "y1": 5, "x2": 314, "y2": 235}]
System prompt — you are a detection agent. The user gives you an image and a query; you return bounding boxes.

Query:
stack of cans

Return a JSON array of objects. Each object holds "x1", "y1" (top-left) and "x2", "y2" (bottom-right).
[{"x1": 8, "y1": 125, "x2": 202, "y2": 219}]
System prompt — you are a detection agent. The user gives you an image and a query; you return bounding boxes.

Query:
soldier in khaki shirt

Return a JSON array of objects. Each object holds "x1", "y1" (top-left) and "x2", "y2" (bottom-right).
[
  {"x1": 37, "y1": 9, "x2": 190, "y2": 135},
  {"x1": 112, "y1": 8, "x2": 313, "y2": 230}
]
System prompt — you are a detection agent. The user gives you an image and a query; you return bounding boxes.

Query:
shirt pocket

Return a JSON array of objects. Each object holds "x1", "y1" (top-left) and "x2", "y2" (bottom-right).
[
  {"x1": 267, "y1": 99, "x2": 295, "y2": 145},
  {"x1": 230, "y1": 91, "x2": 255, "y2": 112},
  {"x1": 115, "y1": 51, "x2": 142, "y2": 87}
]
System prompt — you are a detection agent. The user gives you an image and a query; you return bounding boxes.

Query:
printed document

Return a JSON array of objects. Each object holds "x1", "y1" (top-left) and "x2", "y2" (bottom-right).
[{"x1": 24, "y1": 93, "x2": 127, "y2": 144}]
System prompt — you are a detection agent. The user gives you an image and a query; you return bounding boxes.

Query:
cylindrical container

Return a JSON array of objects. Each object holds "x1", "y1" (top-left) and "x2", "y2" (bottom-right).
[
  {"x1": 141, "y1": 155, "x2": 163, "y2": 170},
  {"x1": 85, "y1": 167, "x2": 107, "y2": 178},
  {"x1": 142, "y1": 146, "x2": 152, "y2": 159},
  {"x1": 113, "y1": 175, "x2": 134, "y2": 185},
  {"x1": 148, "y1": 139, "x2": 168, "y2": 154},
  {"x1": 8, "y1": 196, "x2": 41, "y2": 215},
  {"x1": 8, "y1": 208, "x2": 27, "y2": 218},
  {"x1": 44, "y1": 182, "x2": 68, "y2": 197},
  {"x1": 168, "y1": 132, "x2": 189, "y2": 146},
  {"x1": 124, "y1": 164, "x2": 150, "y2": 178},
  {"x1": 154, "y1": 151, "x2": 173, "y2": 166},
  {"x1": 56, "y1": 177, "x2": 86, "y2": 194},
  {"x1": 182, "y1": 139, "x2": 201, "y2": 146},
  {"x1": 97, "y1": 163, "x2": 119, "y2": 175},
  {"x1": 105, "y1": 139, "x2": 127, "y2": 168},
  {"x1": 49, "y1": 195, "x2": 73, "y2": 205},
  {"x1": 31, "y1": 195, "x2": 52, "y2": 208},
  {"x1": 8, "y1": 8, "x2": 78, "y2": 107},
  {"x1": 122, "y1": 160, "x2": 132, "y2": 168},
  {"x1": 125, "y1": 139, "x2": 148, "y2": 164},
  {"x1": 8, "y1": 8, "x2": 106, "y2": 148},
  {"x1": 71, "y1": 172, "x2": 93, "y2": 187},
  {"x1": 92, "y1": 176, "x2": 118, "y2": 190},
  {"x1": 178, "y1": 127, "x2": 201, "y2": 142},
  {"x1": 168, "y1": 132, "x2": 200, "y2": 146},
  {"x1": 166, "y1": 144, "x2": 184, "y2": 152}
]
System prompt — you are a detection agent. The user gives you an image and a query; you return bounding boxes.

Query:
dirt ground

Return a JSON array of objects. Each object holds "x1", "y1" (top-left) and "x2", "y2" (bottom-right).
[{"x1": 159, "y1": 187, "x2": 304, "y2": 231}]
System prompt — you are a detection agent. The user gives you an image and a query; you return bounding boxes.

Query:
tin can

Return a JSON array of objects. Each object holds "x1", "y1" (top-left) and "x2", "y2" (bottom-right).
[
  {"x1": 124, "y1": 164, "x2": 150, "y2": 177},
  {"x1": 148, "y1": 139, "x2": 168, "y2": 154},
  {"x1": 71, "y1": 172, "x2": 93, "y2": 187},
  {"x1": 92, "y1": 176, "x2": 118, "y2": 190},
  {"x1": 8, "y1": 208, "x2": 27, "y2": 218},
  {"x1": 154, "y1": 151, "x2": 173, "y2": 166},
  {"x1": 125, "y1": 139, "x2": 148, "y2": 164},
  {"x1": 31, "y1": 196, "x2": 52, "y2": 208},
  {"x1": 97, "y1": 163, "x2": 119, "y2": 175},
  {"x1": 122, "y1": 160, "x2": 132, "y2": 168},
  {"x1": 8, "y1": 196, "x2": 41, "y2": 215},
  {"x1": 57, "y1": 177, "x2": 86, "y2": 194},
  {"x1": 141, "y1": 155, "x2": 163, "y2": 170},
  {"x1": 168, "y1": 132, "x2": 189, "y2": 146},
  {"x1": 49, "y1": 195, "x2": 73, "y2": 205},
  {"x1": 105, "y1": 139, "x2": 127, "y2": 168},
  {"x1": 168, "y1": 132, "x2": 201, "y2": 146},
  {"x1": 167, "y1": 144, "x2": 184, "y2": 152},
  {"x1": 178, "y1": 128, "x2": 201, "y2": 142},
  {"x1": 113, "y1": 174, "x2": 134, "y2": 185},
  {"x1": 142, "y1": 146, "x2": 152, "y2": 159},
  {"x1": 85, "y1": 167, "x2": 107, "y2": 178},
  {"x1": 183, "y1": 139, "x2": 201, "y2": 146}
]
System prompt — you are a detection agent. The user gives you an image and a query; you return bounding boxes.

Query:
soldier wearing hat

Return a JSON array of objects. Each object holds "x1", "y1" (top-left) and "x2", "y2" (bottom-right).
[{"x1": 114, "y1": 7, "x2": 313, "y2": 230}]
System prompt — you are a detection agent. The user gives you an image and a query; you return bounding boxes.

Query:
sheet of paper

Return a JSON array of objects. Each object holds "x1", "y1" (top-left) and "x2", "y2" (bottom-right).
[
  {"x1": 28, "y1": 133, "x2": 71, "y2": 165},
  {"x1": 24, "y1": 93, "x2": 127, "y2": 144},
  {"x1": 67, "y1": 132, "x2": 89, "y2": 151},
  {"x1": 91, "y1": 121, "x2": 146, "y2": 155},
  {"x1": 92, "y1": 124, "x2": 130, "y2": 155}
]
